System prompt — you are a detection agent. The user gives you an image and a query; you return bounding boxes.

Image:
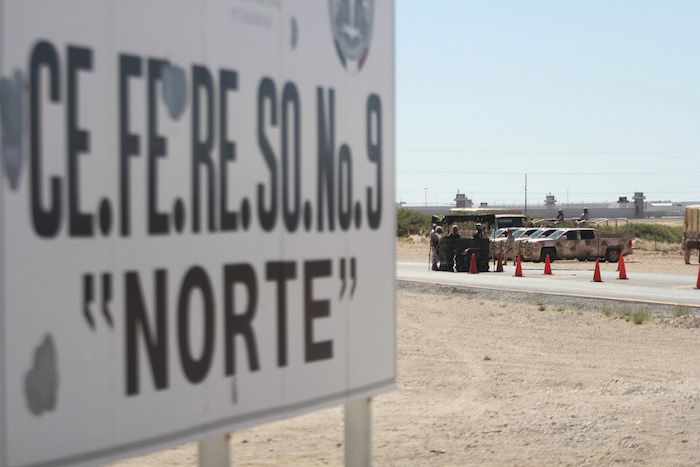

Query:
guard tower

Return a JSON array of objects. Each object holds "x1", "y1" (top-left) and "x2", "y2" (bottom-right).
[
  {"x1": 454, "y1": 192, "x2": 473, "y2": 208},
  {"x1": 634, "y1": 192, "x2": 646, "y2": 218}
]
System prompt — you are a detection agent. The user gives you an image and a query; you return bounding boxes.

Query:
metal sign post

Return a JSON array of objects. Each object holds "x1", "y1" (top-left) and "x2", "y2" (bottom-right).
[
  {"x1": 345, "y1": 398, "x2": 372, "y2": 467},
  {"x1": 198, "y1": 436, "x2": 230, "y2": 467}
]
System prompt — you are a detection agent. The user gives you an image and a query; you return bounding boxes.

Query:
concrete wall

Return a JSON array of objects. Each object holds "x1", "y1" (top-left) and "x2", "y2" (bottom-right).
[{"x1": 400, "y1": 202, "x2": 688, "y2": 220}]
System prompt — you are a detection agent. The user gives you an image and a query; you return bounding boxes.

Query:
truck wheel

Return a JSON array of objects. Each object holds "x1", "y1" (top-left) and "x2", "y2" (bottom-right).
[
  {"x1": 541, "y1": 248, "x2": 556, "y2": 263},
  {"x1": 605, "y1": 249, "x2": 621, "y2": 263}
]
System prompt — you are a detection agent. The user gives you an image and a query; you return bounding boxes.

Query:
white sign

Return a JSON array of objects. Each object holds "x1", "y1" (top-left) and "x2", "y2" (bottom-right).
[{"x1": 0, "y1": 1, "x2": 395, "y2": 465}]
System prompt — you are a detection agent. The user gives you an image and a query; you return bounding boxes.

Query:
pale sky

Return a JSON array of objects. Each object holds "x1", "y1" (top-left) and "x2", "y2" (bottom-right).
[{"x1": 395, "y1": 1, "x2": 700, "y2": 207}]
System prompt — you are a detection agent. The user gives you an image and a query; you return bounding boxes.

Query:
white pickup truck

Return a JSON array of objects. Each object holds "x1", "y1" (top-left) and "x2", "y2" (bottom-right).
[{"x1": 520, "y1": 227, "x2": 633, "y2": 263}]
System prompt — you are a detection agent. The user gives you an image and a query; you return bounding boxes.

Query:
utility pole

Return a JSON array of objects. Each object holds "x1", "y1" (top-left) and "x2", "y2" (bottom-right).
[
  {"x1": 424, "y1": 187, "x2": 428, "y2": 206},
  {"x1": 524, "y1": 173, "x2": 528, "y2": 214}
]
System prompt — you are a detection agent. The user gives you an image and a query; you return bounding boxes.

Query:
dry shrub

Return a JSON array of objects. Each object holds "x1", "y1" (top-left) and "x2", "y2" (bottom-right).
[{"x1": 633, "y1": 238, "x2": 681, "y2": 253}]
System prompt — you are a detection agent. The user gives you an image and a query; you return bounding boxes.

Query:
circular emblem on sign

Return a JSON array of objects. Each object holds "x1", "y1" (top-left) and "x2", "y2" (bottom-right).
[{"x1": 329, "y1": 0, "x2": 374, "y2": 73}]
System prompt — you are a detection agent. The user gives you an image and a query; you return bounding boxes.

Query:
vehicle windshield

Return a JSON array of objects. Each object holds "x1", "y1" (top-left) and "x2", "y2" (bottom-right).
[
  {"x1": 513, "y1": 229, "x2": 528, "y2": 238},
  {"x1": 496, "y1": 216, "x2": 526, "y2": 228},
  {"x1": 520, "y1": 229, "x2": 538, "y2": 238},
  {"x1": 490, "y1": 228, "x2": 506, "y2": 239},
  {"x1": 547, "y1": 229, "x2": 566, "y2": 240},
  {"x1": 528, "y1": 229, "x2": 544, "y2": 239}
]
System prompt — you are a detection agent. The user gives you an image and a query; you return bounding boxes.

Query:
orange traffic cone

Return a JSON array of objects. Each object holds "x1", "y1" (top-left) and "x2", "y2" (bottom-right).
[
  {"x1": 617, "y1": 255, "x2": 628, "y2": 280},
  {"x1": 543, "y1": 254, "x2": 552, "y2": 275},
  {"x1": 469, "y1": 253, "x2": 478, "y2": 274},
  {"x1": 592, "y1": 258, "x2": 602, "y2": 282},
  {"x1": 496, "y1": 253, "x2": 504, "y2": 272},
  {"x1": 695, "y1": 265, "x2": 700, "y2": 289},
  {"x1": 514, "y1": 255, "x2": 523, "y2": 277}
]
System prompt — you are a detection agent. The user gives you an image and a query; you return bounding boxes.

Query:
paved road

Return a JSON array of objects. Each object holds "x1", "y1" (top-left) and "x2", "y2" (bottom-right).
[{"x1": 397, "y1": 262, "x2": 700, "y2": 308}]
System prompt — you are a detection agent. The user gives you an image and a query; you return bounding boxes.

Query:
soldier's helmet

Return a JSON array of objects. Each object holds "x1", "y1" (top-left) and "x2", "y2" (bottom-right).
[
  {"x1": 436, "y1": 226, "x2": 442, "y2": 233},
  {"x1": 476, "y1": 223, "x2": 482, "y2": 228},
  {"x1": 584, "y1": 207, "x2": 588, "y2": 211},
  {"x1": 452, "y1": 225, "x2": 459, "y2": 231},
  {"x1": 558, "y1": 209, "x2": 563, "y2": 212}
]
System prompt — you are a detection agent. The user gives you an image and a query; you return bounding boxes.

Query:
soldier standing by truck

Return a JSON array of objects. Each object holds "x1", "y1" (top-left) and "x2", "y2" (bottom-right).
[
  {"x1": 430, "y1": 226, "x2": 443, "y2": 270},
  {"x1": 682, "y1": 205, "x2": 700, "y2": 264},
  {"x1": 681, "y1": 236, "x2": 693, "y2": 264},
  {"x1": 503, "y1": 229, "x2": 515, "y2": 265},
  {"x1": 440, "y1": 225, "x2": 461, "y2": 271}
]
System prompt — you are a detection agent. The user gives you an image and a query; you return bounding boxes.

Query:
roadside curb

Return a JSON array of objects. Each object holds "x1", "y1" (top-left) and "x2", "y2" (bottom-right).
[{"x1": 396, "y1": 279, "x2": 700, "y2": 317}]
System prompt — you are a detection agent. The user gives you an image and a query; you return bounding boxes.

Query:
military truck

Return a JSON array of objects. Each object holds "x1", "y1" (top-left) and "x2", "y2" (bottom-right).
[
  {"x1": 510, "y1": 227, "x2": 559, "y2": 260},
  {"x1": 490, "y1": 227, "x2": 540, "y2": 261},
  {"x1": 449, "y1": 208, "x2": 527, "y2": 230},
  {"x1": 431, "y1": 212, "x2": 503, "y2": 272},
  {"x1": 682, "y1": 205, "x2": 700, "y2": 264},
  {"x1": 520, "y1": 225, "x2": 632, "y2": 263}
]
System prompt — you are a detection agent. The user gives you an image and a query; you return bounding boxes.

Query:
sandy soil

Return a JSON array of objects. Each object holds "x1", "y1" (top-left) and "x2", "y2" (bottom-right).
[{"x1": 108, "y1": 237, "x2": 700, "y2": 466}]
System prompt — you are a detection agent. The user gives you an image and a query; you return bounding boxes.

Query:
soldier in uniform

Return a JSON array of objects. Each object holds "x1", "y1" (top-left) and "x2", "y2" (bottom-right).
[
  {"x1": 430, "y1": 226, "x2": 442, "y2": 270},
  {"x1": 577, "y1": 207, "x2": 590, "y2": 225},
  {"x1": 473, "y1": 223, "x2": 484, "y2": 239},
  {"x1": 555, "y1": 209, "x2": 564, "y2": 226},
  {"x1": 440, "y1": 225, "x2": 460, "y2": 272},
  {"x1": 681, "y1": 236, "x2": 695, "y2": 264},
  {"x1": 503, "y1": 229, "x2": 515, "y2": 265}
]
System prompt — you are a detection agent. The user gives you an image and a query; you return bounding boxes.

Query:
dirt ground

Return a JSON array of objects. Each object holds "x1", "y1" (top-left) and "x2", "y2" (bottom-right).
[{"x1": 109, "y1": 235, "x2": 700, "y2": 466}]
